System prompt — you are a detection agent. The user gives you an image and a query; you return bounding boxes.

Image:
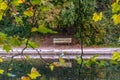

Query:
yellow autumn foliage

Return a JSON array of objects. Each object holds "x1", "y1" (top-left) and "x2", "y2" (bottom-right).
[
  {"x1": 21, "y1": 76, "x2": 30, "y2": 80},
  {"x1": 0, "y1": 69, "x2": 4, "y2": 74},
  {"x1": 0, "y1": 57, "x2": 3, "y2": 63},
  {"x1": 49, "y1": 64, "x2": 54, "y2": 71},
  {"x1": 18, "y1": 0, "x2": 25, "y2": 4},
  {"x1": 92, "y1": 12, "x2": 103, "y2": 22},
  {"x1": 0, "y1": 1, "x2": 8, "y2": 10},
  {"x1": 112, "y1": 14, "x2": 120, "y2": 25},
  {"x1": 111, "y1": 0, "x2": 120, "y2": 13},
  {"x1": 28, "y1": 67, "x2": 41, "y2": 79},
  {"x1": 112, "y1": 51, "x2": 120, "y2": 61},
  {"x1": 31, "y1": 27, "x2": 38, "y2": 32}
]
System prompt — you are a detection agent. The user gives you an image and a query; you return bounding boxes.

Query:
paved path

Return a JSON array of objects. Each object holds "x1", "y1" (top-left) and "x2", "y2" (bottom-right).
[{"x1": 0, "y1": 48, "x2": 120, "y2": 60}]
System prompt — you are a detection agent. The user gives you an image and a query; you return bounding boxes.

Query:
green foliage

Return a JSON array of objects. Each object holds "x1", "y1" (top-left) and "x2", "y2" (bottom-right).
[
  {"x1": 58, "y1": 1, "x2": 77, "y2": 26},
  {"x1": 37, "y1": 25, "x2": 57, "y2": 34},
  {"x1": 112, "y1": 51, "x2": 120, "y2": 61},
  {"x1": 76, "y1": 54, "x2": 108, "y2": 68},
  {"x1": 0, "y1": 32, "x2": 7, "y2": 44},
  {"x1": 31, "y1": 0, "x2": 42, "y2": 5},
  {"x1": 84, "y1": 55, "x2": 99, "y2": 67},
  {"x1": 2, "y1": 44, "x2": 12, "y2": 52},
  {"x1": 0, "y1": 0, "x2": 57, "y2": 38},
  {"x1": 9, "y1": 36, "x2": 21, "y2": 47},
  {"x1": 23, "y1": 39, "x2": 38, "y2": 48},
  {"x1": 76, "y1": 56, "x2": 82, "y2": 65}
]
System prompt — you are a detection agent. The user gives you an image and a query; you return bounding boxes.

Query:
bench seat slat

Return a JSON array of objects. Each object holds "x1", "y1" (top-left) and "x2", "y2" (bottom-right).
[{"x1": 53, "y1": 38, "x2": 72, "y2": 44}]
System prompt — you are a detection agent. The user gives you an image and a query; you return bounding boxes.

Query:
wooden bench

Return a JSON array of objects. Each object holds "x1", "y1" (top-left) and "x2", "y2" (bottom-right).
[{"x1": 53, "y1": 38, "x2": 72, "y2": 44}]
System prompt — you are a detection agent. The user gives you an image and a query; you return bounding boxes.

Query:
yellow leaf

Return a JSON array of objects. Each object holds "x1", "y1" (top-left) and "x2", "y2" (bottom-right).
[
  {"x1": 25, "y1": 55, "x2": 30, "y2": 60},
  {"x1": 8, "y1": 68, "x2": 12, "y2": 71},
  {"x1": 92, "y1": 12, "x2": 103, "y2": 22},
  {"x1": 0, "y1": 69, "x2": 4, "y2": 74},
  {"x1": 0, "y1": 14, "x2": 2, "y2": 20},
  {"x1": 29, "y1": 6, "x2": 33, "y2": 11},
  {"x1": 59, "y1": 57, "x2": 66, "y2": 66},
  {"x1": 0, "y1": 2, "x2": 8, "y2": 10},
  {"x1": 112, "y1": 14, "x2": 120, "y2": 25},
  {"x1": 28, "y1": 67, "x2": 41, "y2": 79},
  {"x1": 18, "y1": 0, "x2": 25, "y2": 3},
  {"x1": 24, "y1": 10, "x2": 33, "y2": 17},
  {"x1": 99, "y1": 12, "x2": 102, "y2": 20},
  {"x1": 117, "y1": 56, "x2": 120, "y2": 61},
  {"x1": 31, "y1": 27, "x2": 37, "y2": 32},
  {"x1": 111, "y1": 1, "x2": 120, "y2": 13},
  {"x1": 49, "y1": 64, "x2": 54, "y2": 71},
  {"x1": 0, "y1": 57, "x2": 3, "y2": 63},
  {"x1": 53, "y1": 62, "x2": 59, "y2": 67},
  {"x1": 116, "y1": 0, "x2": 120, "y2": 3},
  {"x1": 112, "y1": 51, "x2": 119, "y2": 61},
  {"x1": 21, "y1": 76, "x2": 30, "y2": 80}
]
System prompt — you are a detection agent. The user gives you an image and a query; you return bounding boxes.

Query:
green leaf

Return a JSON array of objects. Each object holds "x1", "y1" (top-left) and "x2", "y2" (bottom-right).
[
  {"x1": 23, "y1": 39, "x2": 38, "y2": 48},
  {"x1": 12, "y1": 0, "x2": 20, "y2": 6},
  {"x1": 15, "y1": 16, "x2": 23, "y2": 24},
  {"x1": 90, "y1": 54, "x2": 99, "y2": 63},
  {"x1": 98, "y1": 61, "x2": 108, "y2": 67},
  {"x1": 112, "y1": 51, "x2": 119, "y2": 61},
  {"x1": 0, "y1": 32, "x2": 7, "y2": 44},
  {"x1": 38, "y1": 25, "x2": 57, "y2": 34},
  {"x1": 41, "y1": 6, "x2": 50, "y2": 12},
  {"x1": 10, "y1": 37, "x2": 21, "y2": 47},
  {"x1": 28, "y1": 41, "x2": 38, "y2": 48},
  {"x1": 31, "y1": 0, "x2": 42, "y2": 5},
  {"x1": 76, "y1": 56, "x2": 82, "y2": 64},
  {"x1": 110, "y1": 60, "x2": 118, "y2": 64},
  {"x1": 0, "y1": 0, "x2": 3, "y2": 3},
  {"x1": 2, "y1": 44, "x2": 12, "y2": 52},
  {"x1": 84, "y1": 60, "x2": 91, "y2": 68}
]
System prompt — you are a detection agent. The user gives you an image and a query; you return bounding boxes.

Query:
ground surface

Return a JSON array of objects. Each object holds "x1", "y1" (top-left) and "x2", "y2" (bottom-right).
[
  {"x1": 33, "y1": 34, "x2": 82, "y2": 49},
  {"x1": 32, "y1": 34, "x2": 105, "y2": 49}
]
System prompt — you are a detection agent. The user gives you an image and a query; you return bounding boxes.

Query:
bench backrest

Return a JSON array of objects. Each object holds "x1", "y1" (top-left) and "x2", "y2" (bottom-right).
[{"x1": 53, "y1": 38, "x2": 72, "y2": 44}]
